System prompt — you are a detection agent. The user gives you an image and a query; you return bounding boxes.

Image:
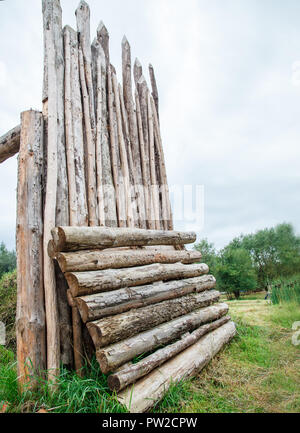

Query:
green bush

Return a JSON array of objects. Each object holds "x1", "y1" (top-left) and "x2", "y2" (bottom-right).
[{"x1": 0, "y1": 270, "x2": 17, "y2": 351}]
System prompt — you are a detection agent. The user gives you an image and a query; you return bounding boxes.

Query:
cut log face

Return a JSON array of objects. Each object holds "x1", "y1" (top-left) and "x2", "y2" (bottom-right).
[
  {"x1": 88, "y1": 290, "x2": 220, "y2": 348},
  {"x1": 117, "y1": 321, "x2": 237, "y2": 413},
  {"x1": 66, "y1": 262, "x2": 209, "y2": 297},
  {"x1": 57, "y1": 248, "x2": 202, "y2": 272},
  {"x1": 96, "y1": 303, "x2": 229, "y2": 373},
  {"x1": 76, "y1": 274, "x2": 216, "y2": 322},
  {"x1": 0, "y1": 124, "x2": 21, "y2": 164},
  {"x1": 108, "y1": 315, "x2": 231, "y2": 392},
  {"x1": 52, "y1": 226, "x2": 196, "y2": 252}
]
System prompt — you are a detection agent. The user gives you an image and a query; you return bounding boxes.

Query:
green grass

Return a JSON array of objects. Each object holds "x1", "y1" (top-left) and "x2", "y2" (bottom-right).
[
  {"x1": 271, "y1": 275, "x2": 300, "y2": 305},
  {"x1": 1, "y1": 292, "x2": 299, "y2": 413}
]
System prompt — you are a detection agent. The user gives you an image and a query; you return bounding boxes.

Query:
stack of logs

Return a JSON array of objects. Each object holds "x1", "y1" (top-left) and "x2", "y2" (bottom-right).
[{"x1": 50, "y1": 226, "x2": 236, "y2": 412}]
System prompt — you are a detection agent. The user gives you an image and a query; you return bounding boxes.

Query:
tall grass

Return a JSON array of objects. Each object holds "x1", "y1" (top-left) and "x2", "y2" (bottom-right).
[{"x1": 271, "y1": 275, "x2": 300, "y2": 305}]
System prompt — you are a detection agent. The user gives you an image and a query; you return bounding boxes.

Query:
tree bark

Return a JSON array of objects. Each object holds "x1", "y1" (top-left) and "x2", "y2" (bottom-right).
[
  {"x1": 118, "y1": 321, "x2": 236, "y2": 412},
  {"x1": 57, "y1": 248, "x2": 202, "y2": 272},
  {"x1": 109, "y1": 315, "x2": 230, "y2": 392},
  {"x1": 66, "y1": 262, "x2": 209, "y2": 297},
  {"x1": 96, "y1": 303, "x2": 229, "y2": 373},
  {"x1": 52, "y1": 226, "x2": 196, "y2": 252},
  {"x1": 16, "y1": 110, "x2": 46, "y2": 390},
  {"x1": 77, "y1": 274, "x2": 216, "y2": 322},
  {"x1": 0, "y1": 124, "x2": 21, "y2": 163},
  {"x1": 88, "y1": 290, "x2": 220, "y2": 348}
]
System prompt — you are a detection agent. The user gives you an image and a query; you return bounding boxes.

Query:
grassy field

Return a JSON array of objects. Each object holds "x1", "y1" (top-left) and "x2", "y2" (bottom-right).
[{"x1": 0, "y1": 292, "x2": 299, "y2": 413}]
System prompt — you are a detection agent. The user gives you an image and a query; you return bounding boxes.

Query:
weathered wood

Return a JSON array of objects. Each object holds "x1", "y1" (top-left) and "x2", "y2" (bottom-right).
[
  {"x1": 122, "y1": 37, "x2": 146, "y2": 228},
  {"x1": 147, "y1": 90, "x2": 160, "y2": 229},
  {"x1": 77, "y1": 274, "x2": 216, "y2": 322},
  {"x1": 119, "y1": 83, "x2": 140, "y2": 227},
  {"x1": 0, "y1": 124, "x2": 21, "y2": 163},
  {"x1": 150, "y1": 95, "x2": 173, "y2": 229},
  {"x1": 93, "y1": 34, "x2": 117, "y2": 227},
  {"x1": 97, "y1": 303, "x2": 229, "y2": 373},
  {"x1": 118, "y1": 321, "x2": 236, "y2": 412},
  {"x1": 52, "y1": 226, "x2": 196, "y2": 252},
  {"x1": 63, "y1": 25, "x2": 88, "y2": 226},
  {"x1": 109, "y1": 315, "x2": 230, "y2": 392},
  {"x1": 57, "y1": 248, "x2": 202, "y2": 272},
  {"x1": 42, "y1": 0, "x2": 63, "y2": 383},
  {"x1": 87, "y1": 290, "x2": 220, "y2": 348},
  {"x1": 16, "y1": 110, "x2": 46, "y2": 390},
  {"x1": 149, "y1": 63, "x2": 159, "y2": 120},
  {"x1": 66, "y1": 262, "x2": 209, "y2": 297},
  {"x1": 112, "y1": 71, "x2": 134, "y2": 227},
  {"x1": 133, "y1": 58, "x2": 143, "y2": 87},
  {"x1": 135, "y1": 90, "x2": 151, "y2": 228},
  {"x1": 79, "y1": 48, "x2": 98, "y2": 226}
]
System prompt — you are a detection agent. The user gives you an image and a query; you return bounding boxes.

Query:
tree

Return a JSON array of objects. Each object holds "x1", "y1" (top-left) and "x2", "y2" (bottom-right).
[
  {"x1": 0, "y1": 242, "x2": 16, "y2": 278},
  {"x1": 194, "y1": 239, "x2": 218, "y2": 275},
  {"x1": 216, "y1": 247, "x2": 257, "y2": 299}
]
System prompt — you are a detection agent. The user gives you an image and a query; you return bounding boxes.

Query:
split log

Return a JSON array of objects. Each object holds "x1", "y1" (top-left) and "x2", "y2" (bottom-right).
[
  {"x1": 112, "y1": 71, "x2": 134, "y2": 227},
  {"x1": 122, "y1": 37, "x2": 146, "y2": 228},
  {"x1": 87, "y1": 290, "x2": 220, "y2": 347},
  {"x1": 147, "y1": 90, "x2": 160, "y2": 229},
  {"x1": 16, "y1": 110, "x2": 46, "y2": 390},
  {"x1": 109, "y1": 315, "x2": 230, "y2": 392},
  {"x1": 137, "y1": 75, "x2": 154, "y2": 228},
  {"x1": 0, "y1": 124, "x2": 21, "y2": 163},
  {"x1": 79, "y1": 48, "x2": 98, "y2": 226},
  {"x1": 63, "y1": 25, "x2": 88, "y2": 226},
  {"x1": 96, "y1": 303, "x2": 229, "y2": 373},
  {"x1": 66, "y1": 262, "x2": 209, "y2": 297},
  {"x1": 133, "y1": 58, "x2": 143, "y2": 87},
  {"x1": 77, "y1": 274, "x2": 216, "y2": 322},
  {"x1": 51, "y1": 226, "x2": 196, "y2": 252},
  {"x1": 119, "y1": 83, "x2": 140, "y2": 227},
  {"x1": 93, "y1": 33, "x2": 117, "y2": 227},
  {"x1": 135, "y1": 90, "x2": 151, "y2": 227},
  {"x1": 150, "y1": 95, "x2": 173, "y2": 230},
  {"x1": 56, "y1": 248, "x2": 202, "y2": 273},
  {"x1": 118, "y1": 321, "x2": 236, "y2": 412},
  {"x1": 42, "y1": 0, "x2": 63, "y2": 383},
  {"x1": 149, "y1": 63, "x2": 159, "y2": 120}
]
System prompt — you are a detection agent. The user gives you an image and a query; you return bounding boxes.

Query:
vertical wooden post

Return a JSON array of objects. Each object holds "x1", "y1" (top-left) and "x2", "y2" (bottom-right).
[{"x1": 16, "y1": 110, "x2": 46, "y2": 390}]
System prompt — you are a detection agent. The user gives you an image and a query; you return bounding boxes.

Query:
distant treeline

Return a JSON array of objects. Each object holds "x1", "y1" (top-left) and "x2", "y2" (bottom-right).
[
  {"x1": 0, "y1": 242, "x2": 16, "y2": 279},
  {"x1": 194, "y1": 223, "x2": 300, "y2": 299}
]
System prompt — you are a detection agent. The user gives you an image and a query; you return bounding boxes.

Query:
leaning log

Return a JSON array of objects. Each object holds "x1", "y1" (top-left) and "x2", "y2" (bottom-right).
[
  {"x1": 76, "y1": 275, "x2": 216, "y2": 322},
  {"x1": 108, "y1": 315, "x2": 230, "y2": 392},
  {"x1": 118, "y1": 321, "x2": 237, "y2": 413},
  {"x1": 16, "y1": 110, "x2": 46, "y2": 390},
  {"x1": 51, "y1": 226, "x2": 196, "y2": 252},
  {"x1": 97, "y1": 303, "x2": 229, "y2": 373},
  {"x1": 66, "y1": 262, "x2": 209, "y2": 297},
  {"x1": 56, "y1": 248, "x2": 202, "y2": 272},
  {"x1": 0, "y1": 124, "x2": 21, "y2": 164},
  {"x1": 87, "y1": 290, "x2": 220, "y2": 347}
]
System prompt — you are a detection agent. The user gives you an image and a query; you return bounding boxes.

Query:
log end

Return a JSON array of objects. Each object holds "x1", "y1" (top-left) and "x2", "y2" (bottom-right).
[
  {"x1": 47, "y1": 240, "x2": 57, "y2": 259},
  {"x1": 107, "y1": 374, "x2": 121, "y2": 392},
  {"x1": 75, "y1": 297, "x2": 89, "y2": 323},
  {"x1": 96, "y1": 349, "x2": 110, "y2": 374},
  {"x1": 64, "y1": 272, "x2": 79, "y2": 297},
  {"x1": 86, "y1": 322, "x2": 102, "y2": 350}
]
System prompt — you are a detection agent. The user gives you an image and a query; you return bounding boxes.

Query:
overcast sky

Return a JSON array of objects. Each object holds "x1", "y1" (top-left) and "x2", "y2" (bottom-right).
[{"x1": 1, "y1": 0, "x2": 300, "y2": 251}]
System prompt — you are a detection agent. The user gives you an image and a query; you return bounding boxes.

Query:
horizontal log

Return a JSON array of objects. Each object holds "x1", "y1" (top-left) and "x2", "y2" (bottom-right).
[
  {"x1": 108, "y1": 315, "x2": 231, "y2": 392},
  {"x1": 118, "y1": 321, "x2": 236, "y2": 412},
  {"x1": 56, "y1": 248, "x2": 202, "y2": 272},
  {"x1": 96, "y1": 303, "x2": 229, "y2": 373},
  {"x1": 0, "y1": 124, "x2": 21, "y2": 163},
  {"x1": 88, "y1": 290, "x2": 220, "y2": 348},
  {"x1": 66, "y1": 262, "x2": 209, "y2": 297},
  {"x1": 51, "y1": 226, "x2": 196, "y2": 252},
  {"x1": 76, "y1": 274, "x2": 216, "y2": 322}
]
